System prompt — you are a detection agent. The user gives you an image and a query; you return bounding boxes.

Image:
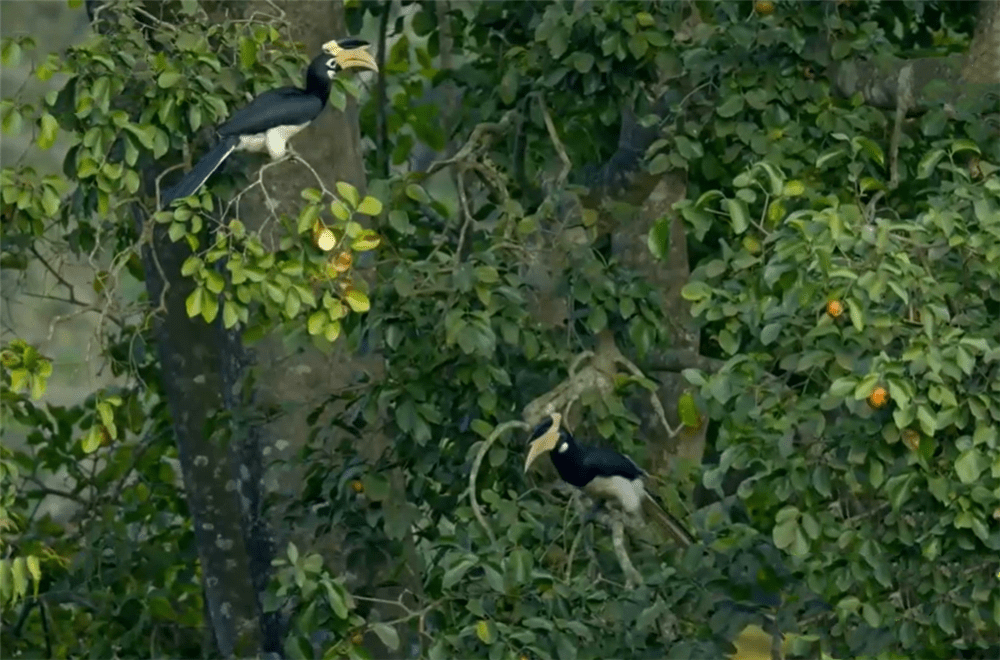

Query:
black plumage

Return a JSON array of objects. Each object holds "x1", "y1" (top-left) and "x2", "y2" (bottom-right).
[
  {"x1": 524, "y1": 414, "x2": 692, "y2": 547},
  {"x1": 160, "y1": 38, "x2": 376, "y2": 207}
]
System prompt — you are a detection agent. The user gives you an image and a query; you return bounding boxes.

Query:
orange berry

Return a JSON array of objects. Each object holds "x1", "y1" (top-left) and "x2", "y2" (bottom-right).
[
  {"x1": 350, "y1": 480, "x2": 364, "y2": 493},
  {"x1": 867, "y1": 386, "x2": 889, "y2": 409},
  {"x1": 826, "y1": 300, "x2": 843, "y2": 317}
]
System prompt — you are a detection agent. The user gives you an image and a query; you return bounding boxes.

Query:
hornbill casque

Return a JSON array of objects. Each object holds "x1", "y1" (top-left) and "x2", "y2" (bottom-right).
[
  {"x1": 160, "y1": 38, "x2": 377, "y2": 208},
  {"x1": 524, "y1": 413, "x2": 693, "y2": 548}
]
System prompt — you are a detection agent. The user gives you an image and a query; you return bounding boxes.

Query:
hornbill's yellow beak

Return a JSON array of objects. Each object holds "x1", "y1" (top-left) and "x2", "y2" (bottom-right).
[
  {"x1": 322, "y1": 39, "x2": 378, "y2": 72},
  {"x1": 524, "y1": 413, "x2": 563, "y2": 473}
]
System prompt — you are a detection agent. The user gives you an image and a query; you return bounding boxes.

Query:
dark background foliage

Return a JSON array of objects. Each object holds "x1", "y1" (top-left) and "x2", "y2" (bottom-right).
[{"x1": 2, "y1": 1, "x2": 997, "y2": 659}]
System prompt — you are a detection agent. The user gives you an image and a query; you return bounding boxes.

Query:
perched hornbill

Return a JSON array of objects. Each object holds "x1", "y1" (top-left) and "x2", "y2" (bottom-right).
[
  {"x1": 160, "y1": 38, "x2": 377, "y2": 207},
  {"x1": 524, "y1": 413, "x2": 693, "y2": 547}
]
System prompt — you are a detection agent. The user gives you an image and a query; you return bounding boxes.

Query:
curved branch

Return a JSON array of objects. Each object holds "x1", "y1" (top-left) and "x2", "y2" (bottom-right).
[{"x1": 469, "y1": 419, "x2": 530, "y2": 545}]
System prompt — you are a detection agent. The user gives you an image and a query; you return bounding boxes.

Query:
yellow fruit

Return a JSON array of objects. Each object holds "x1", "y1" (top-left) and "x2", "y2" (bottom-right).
[
  {"x1": 755, "y1": 0, "x2": 775, "y2": 16},
  {"x1": 312, "y1": 223, "x2": 336, "y2": 251}
]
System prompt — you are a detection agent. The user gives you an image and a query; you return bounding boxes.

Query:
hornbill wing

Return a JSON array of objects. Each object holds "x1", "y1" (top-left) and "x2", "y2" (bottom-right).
[
  {"x1": 639, "y1": 492, "x2": 694, "y2": 548},
  {"x1": 217, "y1": 87, "x2": 324, "y2": 138},
  {"x1": 581, "y1": 446, "x2": 693, "y2": 547},
  {"x1": 580, "y1": 446, "x2": 644, "y2": 481}
]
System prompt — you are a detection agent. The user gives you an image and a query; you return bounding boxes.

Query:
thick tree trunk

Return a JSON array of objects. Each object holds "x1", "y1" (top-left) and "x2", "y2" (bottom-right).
[{"x1": 82, "y1": 0, "x2": 273, "y2": 654}]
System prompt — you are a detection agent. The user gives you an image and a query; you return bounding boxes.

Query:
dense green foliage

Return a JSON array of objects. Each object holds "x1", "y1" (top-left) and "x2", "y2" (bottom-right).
[{"x1": 2, "y1": 1, "x2": 997, "y2": 659}]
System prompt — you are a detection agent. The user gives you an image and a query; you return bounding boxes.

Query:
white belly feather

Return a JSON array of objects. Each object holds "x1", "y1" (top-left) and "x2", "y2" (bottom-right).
[
  {"x1": 237, "y1": 124, "x2": 308, "y2": 159},
  {"x1": 584, "y1": 475, "x2": 645, "y2": 515}
]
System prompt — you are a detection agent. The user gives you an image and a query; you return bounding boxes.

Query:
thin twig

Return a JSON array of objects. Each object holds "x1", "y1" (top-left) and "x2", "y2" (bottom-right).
[
  {"x1": 535, "y1": 93, "x2": 572, "y2": 188},
  {"x1": 614, "y1": 354, "x2": 682, "y2": 438},
  {"x1": 29, "y1": 246, "x2": 81, "y2": 304},
  {"x1": 454, "y1": 171, "x2": 473, "y2": 263}
]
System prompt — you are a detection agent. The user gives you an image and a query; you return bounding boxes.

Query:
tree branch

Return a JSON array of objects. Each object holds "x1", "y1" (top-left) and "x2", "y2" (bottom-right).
[{"x1": 469, "y1": 419, "x2": 530, "y2": 545}]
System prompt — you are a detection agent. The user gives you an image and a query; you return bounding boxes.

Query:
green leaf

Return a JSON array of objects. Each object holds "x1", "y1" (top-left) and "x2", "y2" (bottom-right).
[
  {"x1": 330, "y1": 200, "x2": 350, "y2": 222},
  {"x1": 371, "y1": 623, "x2": 400, "y2": 651},
  {"x1": 973, "y1": 424, "x2": 996, "y2": 447},
  {"x1": 829, "y1": 377, "x2": 857, "y2": 397},
  {"x1": 361, "y1": 473, "x2": 389, "y2": 501},
  {"x1": 284, "y1": 289, "x2": 301, "y2": 319},
  {"x1": 307, "y1": 311, "x2": 326, "y2": 336},
  {"x1": 917, "y1": 404, "x2": 937, "y2": 436},
  {"x1": 772, "y1": 517, "x2": 797, "y2": 550},
  {"x1": 680, "y1": 281, "x2": 711, "y2": 301},
  {"x1": 1, "y1": 39, "x2": 22, "y2": 66},
  {"x1": 1, "y1": 105, "x2": 22, "y2": 136},
  {"x1": 474, "y1": 266, "x2": 499, "y2": 283},
  {"x1": 81, "y1": 426, "x2": 102, "y2": 453},
  {"x1": 157, "y1": 71, "x2": 183, "y2": 89},
  {"x1": 627, "y1": 33, "x2": 648, "y2": 59},
  {"x1": 949, "y1": 139, "x2": 980, "y2": 155},
  {"x1": 917, "y1": 149, "x2": 946, "y2": 179},
  {"x1": 847, "y1": 297, "x2": 864, "y2": 331},
  {"x1": 97, "y1": 401, "x2": 114, "y2": 428},
  {"x1": 344, "y1": 290, "x2": 370, "y2": 313},
  {"x1": 647, "y1": 217, "x2": 671, "y2": 259},
  {"x1": 405, "y1": 183, "x2": 430, "y2": 204},
  {"x1": 475, "y1": 619, "x2": 496, "y2": 645},
  {"x1": 442, "y1": 558, "x2": 476, "y2": 589},
  {"x1": 185, "y1": 287, "x2": 203, "y2": 318},
  {"x1": 760, "y1": 323, "x2": 781, "y2": 346},
  {"x1": 37, "y1": 113, "x2": 58, "y2": 150},
  {"x1": 239, "y1": 37, "x2": 256, "y2": 69},
  {"x1": 717, "y1": 94, "x2": 744, "y2": 118},
  {"x1": 816, "y1": 148, "x2": 846, "y2": 168},
  {"x1": 168, "y1": 222, "x2": 187, "y2": 243},
  {"x1": 677, "y1": 391, "x2": 700, "y2": 427},
  {"x1": 357, "y1": 195, "x2": 382, "y2": 216},
  {"x1": 648, "y1": 153, "x2": 670, "y2": 175},
  {"x1": 336, "y1": 181, "x2": 360, "y2": 208},
  {"x1": 223, "y1": 301, "x2": 239, "y2": 329},
  {"x1": 884, "y1": 473, "x2": 918, "y2": 510},
  {"x1": 25, "y1": 556, "x2": 41, "y2": 595},
  {"x1": 201, "y1": 292, "x2": 219, "y2": 323},
  {"x1": 725, "y1": 198, "x2": 749, "y2": 234},
  {"x1": 954, "y1": 448, "x2": 984, "y2": 484},
  {"x1": 41, "y1": 187, "x2": 60, "y2": 216},
  {"x1": 853, "y1": 137, "x2": 885, "y2": 166},
  {"x1": 323, "y1": 580, "x2": 349, "y2": 619},
  {"x1": 571, "y1": 51, "x2": 595, "y2": 73}
]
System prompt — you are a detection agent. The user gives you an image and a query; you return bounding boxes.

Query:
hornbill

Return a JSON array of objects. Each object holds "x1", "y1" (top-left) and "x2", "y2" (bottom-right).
[
  {"x1": 524, "y1": 413, "x2": 693, "y2": 547},
  {"x1": 160, "y1": 38, "x2": 377, "y2": 207}
]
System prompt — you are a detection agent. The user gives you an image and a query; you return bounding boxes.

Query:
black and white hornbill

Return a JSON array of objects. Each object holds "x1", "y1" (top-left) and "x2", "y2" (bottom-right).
[
  {"x1": 160, "y1": 38, "x2": 377, "y2": 207},
  {"x1": 524, "y1": 413, "x2": 693, "y2": 547}
]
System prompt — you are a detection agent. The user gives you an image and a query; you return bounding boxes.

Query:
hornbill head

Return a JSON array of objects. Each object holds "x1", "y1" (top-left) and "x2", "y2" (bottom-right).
[
  {"x1": 524, "y1": 413, "x2": 566, "y2": 472},
  {"x1": 322, "y1": 38, "x2": 378, "y2": 74}
]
